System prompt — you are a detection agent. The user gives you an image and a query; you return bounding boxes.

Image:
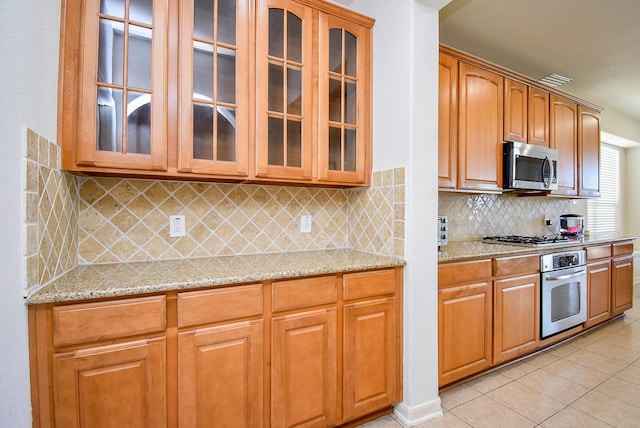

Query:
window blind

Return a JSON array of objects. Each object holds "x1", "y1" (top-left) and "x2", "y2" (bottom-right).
[{"x1": 587, "y1": 144, "x2": 619, "y2": 234}]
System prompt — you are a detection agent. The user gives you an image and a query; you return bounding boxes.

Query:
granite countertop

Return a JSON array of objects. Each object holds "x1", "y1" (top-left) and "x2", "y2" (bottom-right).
[
  {"x1": 27, "y1": 249, "x2": 406, "y2": 305},
  {"x1": 439, "y1": 234, "x2": 636, "y2": 263}
]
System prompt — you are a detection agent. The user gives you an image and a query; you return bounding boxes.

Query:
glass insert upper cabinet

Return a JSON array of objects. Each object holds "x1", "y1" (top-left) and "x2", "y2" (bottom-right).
[
  {"x1": 72, "y1": 0, "x2": 168, "y2": 171},
  {"x1": 317, "y1": 12, "x2": 372, "y2": 184},
  {"x1": 178, "y1": 0, "x2": 250, "y2": 177},
  {"x1": 256, "y1": 0, "x2": 314, "y2": 181}
]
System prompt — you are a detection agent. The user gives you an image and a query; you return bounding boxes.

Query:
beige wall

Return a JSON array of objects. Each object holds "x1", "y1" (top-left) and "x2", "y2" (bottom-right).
[{"x1": 624, "y1": 147, "x2": 640, "y2": 249}]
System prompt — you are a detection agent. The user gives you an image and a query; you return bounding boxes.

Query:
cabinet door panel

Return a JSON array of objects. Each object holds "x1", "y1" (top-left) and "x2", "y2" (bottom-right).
[
  {"x1": 612, "y1": 256, "x2": 634, "y2": 316},
  {"x1": 578, "y1": 105, "x2": 601, "y2": 197},
  {"x1": 504, "y1": 79, "x2": 528, "y2": 143},
  {"x1": 343, "y1": 298, "x2": 397, "y2": 421},
  {"x1": 585, "y1": 260, "x2": 611, "y2": 328},
  {"x1": 179, "y1": 320, "x2": 263, "y2": 428},
  {"x1": 458, "y1": 63, "x2": 504, "y2": 191},
  {"x1": 438, "y1": 53, "x2": 458, "y2": 189},
  {"x1": 439, "y1": 282, "x2": 492, "y2": 386},
  {"x1": 272, "y1": 309, "x2": 337, "y2": 428},
  {"x1": 550, "y1": 95, "x2": 578, "y2": 196},
  {"x1": 53, "y1": 338, "x2": 166, "y2": 428},
  {"x1": 528, "y1": 87, "x2": 550, "y2": 147}
]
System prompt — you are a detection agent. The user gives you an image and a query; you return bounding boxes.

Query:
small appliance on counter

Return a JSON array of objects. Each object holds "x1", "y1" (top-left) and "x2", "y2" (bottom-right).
[
  {"x1": 437, "y1": 216, "x2": 448, "y2": 248},
  {"x1": 560, "y1": 214, "x2": 584, "y2": 236}
]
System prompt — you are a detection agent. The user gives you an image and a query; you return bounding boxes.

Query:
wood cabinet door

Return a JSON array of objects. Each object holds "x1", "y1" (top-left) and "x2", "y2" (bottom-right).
[
  {"x1": 317, "y1": 11, "x2": 372, "y2": 185},
  {"x1": 458, "y1": 63, "x2": 504, "y2": 192},
  {"x1": 504, "y1": 79, "x2": 528, "y2": 143},
  {"x1": 178, "y1": 320, "x2": 263, "y2": 428},
  {"x1": 53, "y1": 337, "x2": 166, "y2": 428},
  {"x1": 438, "y1": 53, "x2": 458, "y2": 189},
  {"x1": 612, "y1": 256, "x2": 634, "y2": 316},
  {"x1": 493, "y1": 274, "x2": 540, "y2": 364},
  {"x1": 578, "y1": 105, "x2": 601, "y2": 197},
  {"x1": 550, "y1": 94, "x2": 578, "y2": 196},
  {"x1": 256, "y1": 0, "x2": 314, "y2": 181},
  {"x1": 343, "y1": 298, "x2": 397, "y2": 421},
  {"x1": 177, "y1": 0, "x2": 250, "y2": 177},
  {"x1": 272, "y1": 309, "x2": 337, "y2": 428},
  {"x1": 439, "y1": 281, "x2": 492, "y2": 386},
  {"x1": 76, "y1": 0, "x2": 168, "y2": 171},
  {"x1": 528, "y1": 87, "x2": 550, "y2": 147},
  {"x1": 585, "y1": 260, "x2": 611, "y2": 328}
]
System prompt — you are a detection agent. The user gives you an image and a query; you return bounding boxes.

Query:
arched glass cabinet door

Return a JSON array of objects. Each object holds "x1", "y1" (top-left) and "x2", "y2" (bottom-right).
[
  {"x1": 78, "y1": 0, "x2": 168, "y2": 171},
  {"x1": 318, "y1": 12, "x2": 372, "y2": 184},
  {"x1": 178, "y1": 0, "x2": 250, "y2": 177},
  {"x1": 256, "y1": 0, "x2": 313, "y2": 180}
]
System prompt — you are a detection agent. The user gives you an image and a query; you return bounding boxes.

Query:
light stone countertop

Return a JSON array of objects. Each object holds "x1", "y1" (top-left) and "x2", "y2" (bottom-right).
[
  {"x1": 438, "y1": 234, "x2": 636, "y2": 263},
  {"x1": 26, "y1": 249, "x2": 406, "y2": 305}
]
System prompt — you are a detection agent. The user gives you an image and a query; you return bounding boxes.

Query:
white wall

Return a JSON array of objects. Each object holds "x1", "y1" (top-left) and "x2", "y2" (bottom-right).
[{"x1": 0, "y1": 0, "x2": 61, "y2": 425}]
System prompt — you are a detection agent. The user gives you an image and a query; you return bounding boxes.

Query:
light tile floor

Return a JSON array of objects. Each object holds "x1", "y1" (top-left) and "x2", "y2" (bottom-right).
[{"x1": 360, "y1": 282, "x2": 640, "y2": 428}]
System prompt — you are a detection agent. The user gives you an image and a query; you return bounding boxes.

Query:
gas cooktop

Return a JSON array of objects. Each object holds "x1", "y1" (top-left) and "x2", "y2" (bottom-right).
[{"x1": 482, "y1": 235, "x2": 572, "y2": 247}]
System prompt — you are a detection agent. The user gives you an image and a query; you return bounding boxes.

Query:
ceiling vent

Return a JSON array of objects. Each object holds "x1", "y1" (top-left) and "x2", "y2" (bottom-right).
[{"x1": 538, "y1": 73, "x2": 573, "y2": 88}]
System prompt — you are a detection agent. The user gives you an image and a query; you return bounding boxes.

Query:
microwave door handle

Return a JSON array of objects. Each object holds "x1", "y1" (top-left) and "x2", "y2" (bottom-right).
[
  {"x1": 544, "y1": 270, "x2": 586, "y2": 281},
  {"x1": 542, "y1": 156, "x2": 551, "y2": 188}
]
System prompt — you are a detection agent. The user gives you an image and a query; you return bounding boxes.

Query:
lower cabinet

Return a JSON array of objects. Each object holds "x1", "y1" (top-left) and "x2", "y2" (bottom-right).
[
  {"x1": 493, "y1": 273, "x2": 540, "y2": 364},
  {"x1": 53, "y1": 338, "x2": 167, "y2": 428},
  {"x1": 612, "y1": 255, "x2": 634, "y2": 316},
  {"x1": 438, "y1": 281, "x2": 492, "y2": 386},
  {"x1": 585, "y1": 259, "x2": 612, "y2": 328}
]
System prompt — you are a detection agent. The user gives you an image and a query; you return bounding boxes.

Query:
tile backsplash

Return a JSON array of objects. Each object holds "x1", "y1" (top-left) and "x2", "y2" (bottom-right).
[
  {"x1": 439, "y1": 192, "x2": 587, "y2": 241},
  {"x1": 24, "y1": 127, "x2": 405, "y2": 291}
]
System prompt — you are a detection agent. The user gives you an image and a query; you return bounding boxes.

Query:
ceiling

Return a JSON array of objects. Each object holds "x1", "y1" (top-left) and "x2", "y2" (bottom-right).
[{"x1": 439, "y1": 0, "x2": 640, "y2": 146}]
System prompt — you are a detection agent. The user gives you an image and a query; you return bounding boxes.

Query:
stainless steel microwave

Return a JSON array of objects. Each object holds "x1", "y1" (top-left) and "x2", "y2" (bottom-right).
[{"x1": 503, "y1": 141, "x2": 559, "y2": 191}]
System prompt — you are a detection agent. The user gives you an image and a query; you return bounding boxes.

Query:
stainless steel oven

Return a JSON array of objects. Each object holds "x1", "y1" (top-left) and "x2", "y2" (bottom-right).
[{"x1": 540, "y1": 250, "x2": 587, "y2": 338}]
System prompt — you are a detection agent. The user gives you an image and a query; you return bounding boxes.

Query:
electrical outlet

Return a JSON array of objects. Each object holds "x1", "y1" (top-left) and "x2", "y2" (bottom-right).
[
  {"x1": 169, "y1": 215, "x2": 186, "y2": 237},
  {"x1": 300, "y1": 215, "x2": 312, "y2": 233}
]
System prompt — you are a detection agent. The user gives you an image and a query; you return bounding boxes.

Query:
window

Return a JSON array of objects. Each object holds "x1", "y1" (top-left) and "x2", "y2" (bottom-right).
[{"x1": 587, "y1": 144, "x2": 619, "y2": 234}]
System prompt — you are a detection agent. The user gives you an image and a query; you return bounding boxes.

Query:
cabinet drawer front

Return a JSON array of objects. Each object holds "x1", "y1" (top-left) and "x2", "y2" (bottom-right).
[
  {"x1": 439, "y1": 259, "x2": 492, "y2": 288},
  {"x1": 613, "y1": 241, "x2": 634, "y2": 257},
  {"x1": 53, "y1": 296, "x2": 166, "y2": 347},
  {"x1": 493, "y1": 254, "x2": 539, "y2": 277},
  {"x1": 586, "y1": 244, "x2": 612, "y2": 261},
  {"x1": 272, "y1": 276, "x2": 337, "y2": 312},
  {"x1": 343, "y1": 269, "x2": 396, "y2": 301},
  {"x1": 177, "y1": 284, "x2": 263, "y2": 328}
]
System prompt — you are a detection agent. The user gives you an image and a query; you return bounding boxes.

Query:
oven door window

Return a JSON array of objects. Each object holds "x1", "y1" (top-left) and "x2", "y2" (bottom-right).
[{"x1": 550, "y1": 281, "x2": 582, "y2": 322}]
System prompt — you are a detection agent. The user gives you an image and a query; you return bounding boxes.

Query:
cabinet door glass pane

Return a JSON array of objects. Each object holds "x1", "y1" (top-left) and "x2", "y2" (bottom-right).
[
  {"x1": 98, "y1": 19, "x2": 124, "y2": 86},
  {"x1": 287, "y1": 67, "x2": 301, "y2": 116},
  {"x1": 269, "y1": 9, "x2": 284, "y2": 58},
  {"x1": 287, "y1": 120, "x2": 302, "y2": 167},
  {"x1": 329, "y1": 78, "x2": 341, "y2": 122},
  {"x1": 269, "y1": 63, "x2": 284, "y2": 113},
  {"x1": 217, "y1": 107, "x2": 236, "y2": 162},
  {"x1": 345, "y1": 81, "x2": 356, "y2": 125},
  {"x1": 329, "y1": 29, "x2": 342, "y2": 73},
  {"x1": 193, "y1": 0, "x2": 214, "y2": 40},
  {"x1": 129, "y1": 0, "x2": 153, "y2": 25},
  {"x1": 97, "y1": 88, "x2": 123, "y2": 152},
  {"x1": 287, "y1": 12, "x2": 302, "y2": 62},
  {"x1": 329, "y1": 127, "x2": 341, "y2": 171},
  {"x1": 100, "y1": 0, "x2": 125, "y2": 18},
  {"x1": 217, "y1": 46, "x2": 236, "y2": 104},
  {"x1": 217, "y1": 0, "x2": 236, "y2": 45},
  {"x1": 345, "y1": 31, "x2": 357, "y2": 77},
  {"x1": 193, "y1": 42, "x2": 214, "y2": 100},
  {"x1": 268, "y1": 117, "x2": 284, "y2": 165},
  {"x1": 127, "y1": 91, "x2": 151, "y2": 154},
  {"x1": 127, "y1": 25, "x2": 152, "y2": 90},
  {"x1": 193, "y1": 103, "x2": 213, "y2": 160},
  {"x1": 344, "y1": 129, "x2": 356, "y2": 171}
]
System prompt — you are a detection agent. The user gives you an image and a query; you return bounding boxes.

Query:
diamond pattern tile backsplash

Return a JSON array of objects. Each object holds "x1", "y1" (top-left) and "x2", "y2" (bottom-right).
[{"x1": 439, "y1": 192, "x2": 587, "y2": 241}]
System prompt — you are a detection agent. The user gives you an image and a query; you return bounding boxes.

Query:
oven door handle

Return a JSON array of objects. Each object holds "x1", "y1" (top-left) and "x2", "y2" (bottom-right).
[{"x1": 544, "y1": 269, "x2": 586, "y2": 281}]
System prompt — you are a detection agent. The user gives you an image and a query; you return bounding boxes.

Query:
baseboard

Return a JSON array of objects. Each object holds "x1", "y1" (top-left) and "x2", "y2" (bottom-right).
[{"x1": 393, "y1": 397, "x2": 443, "y2": 426}]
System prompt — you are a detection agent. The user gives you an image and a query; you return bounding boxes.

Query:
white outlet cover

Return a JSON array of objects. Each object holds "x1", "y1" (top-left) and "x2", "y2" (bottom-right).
[
  {"x1": 169, "y1": 215, "x2": 186, "y2": 237},
  {"x1": 300, "y1": 215, "x2": 312, "y2": 233}
]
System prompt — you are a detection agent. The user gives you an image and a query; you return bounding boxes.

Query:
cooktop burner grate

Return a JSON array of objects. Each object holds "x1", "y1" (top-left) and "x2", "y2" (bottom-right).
[{"x1": 482, "y1": 235, "x2": 571, "y2": 247}]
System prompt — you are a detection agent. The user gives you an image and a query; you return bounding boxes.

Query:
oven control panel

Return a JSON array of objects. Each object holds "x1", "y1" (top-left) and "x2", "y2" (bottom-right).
[{"x1": 540, "y1": 250, "x2": 586, "y2": 272}]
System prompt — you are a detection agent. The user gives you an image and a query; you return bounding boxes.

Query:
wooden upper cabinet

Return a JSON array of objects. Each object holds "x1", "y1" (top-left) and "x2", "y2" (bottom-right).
[
  {"x1": 63, "y1": 0, "x2": 168, "y2": 171},
  {"x1": 438, "y1": 53, "x2": 458, "y2": 189},
  {"x1": 458, "y1": 63, "x2": 504, "y2": 192},
  {"x1": 550, "y1": 94, "x2": 578, "y2": 196},
  {"x1": 177, "y1": 0, "x2": 251, "y2": 177},
  {"x1": 528, "y1": 87, "x2": 550, "y2": 147},
  {"x1": 317, "y1": 12, "x2": 372, "y2": 184},
  {"x1": 578, "y1": 105, "x2": 601, "y2": 197},
  {"x1": 256, "y1": 0, "x2": 314, "y2": 181},
  {"x1": 504, "y1": 79, "x2": 528, "y2": 143}
]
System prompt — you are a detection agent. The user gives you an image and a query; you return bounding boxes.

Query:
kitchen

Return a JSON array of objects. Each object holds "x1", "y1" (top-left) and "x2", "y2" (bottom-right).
[{"x1": 1, "y1": 1, "x2": 640, "y2": 428}]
